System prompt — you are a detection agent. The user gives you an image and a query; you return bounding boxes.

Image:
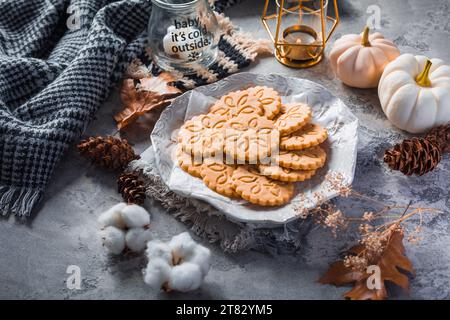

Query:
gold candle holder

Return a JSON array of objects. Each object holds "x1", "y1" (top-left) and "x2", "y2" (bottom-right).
[
  {"x1": 262, "y1": 0, "x2": 339, "y2": 68},
  {"x1": 282, "y1": 25, "x2": 320, "y2": 62}
]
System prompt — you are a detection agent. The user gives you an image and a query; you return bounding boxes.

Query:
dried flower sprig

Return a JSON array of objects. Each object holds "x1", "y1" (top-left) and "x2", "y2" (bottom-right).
[
  {"x1": 308, "y1": 171, "x2": 443, "y2": 300},
  {"x1": 309, "y1": 192, "x2": 440, "y2": 268}
]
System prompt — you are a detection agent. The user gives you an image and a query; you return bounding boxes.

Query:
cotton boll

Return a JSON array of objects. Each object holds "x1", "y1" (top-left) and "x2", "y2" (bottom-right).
[
  {"x1": 143, "y1": 232, "x2": 212, "y2": 292},
  {"x1": 121, "y1": 204, "x2": 150, "y2": 228},
  {"x1": 125, "y1": 228, "x2": 153, "y2": 253},
  {"x1": 98, "y1": 203, "x2": 127, "y2": 228},
  {"x1": 98, "y1": 210, "x2": 123, "y2": 229},
  {"x1": 169, "y1": 232, "x2": 197, "y2": 260},
  {"x1": 143, "y1": 258, "x2": 171, "y2": 290},
  {"x1": 168, "y1": 262, "x2": 203, "y2": 292},
  {"x1": 170, "y1": 231, "x2": 195, "y2": 247},
  {"x1": 146, "y1": 240, "x2": 173, "y2": 264},
  {"x1": 189, "y1": 245, "x2": 211, "y2": 276},
  {"x1": 100, "y1": 226, "x2": 126, "y2": 255}
]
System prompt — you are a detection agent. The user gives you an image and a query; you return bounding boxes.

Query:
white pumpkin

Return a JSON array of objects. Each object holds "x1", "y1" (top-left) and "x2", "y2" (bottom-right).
[
  {"x1": 329, "y1": 27, "x2": 400, "y2": 88},
  {"x1": 378, "y1": 54, "x2": 450, "y2": 133}
]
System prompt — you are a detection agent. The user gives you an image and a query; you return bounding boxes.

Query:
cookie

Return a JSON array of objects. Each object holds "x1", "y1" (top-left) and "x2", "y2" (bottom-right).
[
  {"x1": 232, "y1": 166, "x2": 295, "y2": 206},
  {"x1": 280, "y1": 123, "x2": 328, "y2": 150},
  {"x1": 178, "y1": 114, "x2": 227, "y2": 157},
  {"x1": 223, "y1": 114, "x2": 280, "y2": 163},
  {"x1": 276, "y1": 146, "x2": 327, "y2": 170},
  {"x1": 247, "y1": 86, "x2": 281, "y2": 120},
  {"x1": 175, "y1": 86, "x2": 330, "y2": 207},
  {"x1": 177, "y1": 146, "x2": 202, "y2": 178},
  {"x1": 258, "y1": 164, "x2": 316, "y2": 182},
  {"x1": 200, "y1": 159, "x2": 239, "y2": 198},
  {"x1": 274, "y1": 102, "x2": 312, "y2": 135},
  {"x1": 209, "y1": 90, "x2": 263, "y2": 119},
  {"x1": 184, "y1": 128, "x2": 226, "y2": 158}
]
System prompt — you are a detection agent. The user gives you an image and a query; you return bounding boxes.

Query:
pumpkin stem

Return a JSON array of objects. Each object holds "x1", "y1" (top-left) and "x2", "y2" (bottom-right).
[
  {"x1": 415, "y1": 59, "x2": 432, "y2": 87},
  {"x1": 361, "y1": 26, "x2": 371, "y2": 47}
]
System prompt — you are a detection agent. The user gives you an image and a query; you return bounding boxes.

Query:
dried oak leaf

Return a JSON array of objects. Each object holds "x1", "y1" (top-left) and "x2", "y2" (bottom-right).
[
  {"x1": 139, "y1": 72, "x2": 181, "y2": 95},
  {"x1": 318, "y1": 227, "x2": 414, "y2": 300},
  {"x1": 114, "y1": 73, "x2": 181, "y2": 130}
]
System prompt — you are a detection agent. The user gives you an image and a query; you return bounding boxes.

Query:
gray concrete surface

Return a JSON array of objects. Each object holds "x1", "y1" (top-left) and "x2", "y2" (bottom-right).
[{"x1": 1, "y1": 0, "x2": 450, "y2": 300}]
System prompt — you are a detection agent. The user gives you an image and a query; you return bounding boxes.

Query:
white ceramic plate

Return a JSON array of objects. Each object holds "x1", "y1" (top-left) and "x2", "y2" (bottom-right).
[{"x1": 151, "y1": 73, "x2": 358, "y2": 225}]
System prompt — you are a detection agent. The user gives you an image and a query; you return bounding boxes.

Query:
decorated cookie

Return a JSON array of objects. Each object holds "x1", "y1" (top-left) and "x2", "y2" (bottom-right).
[
  {"x1": 178, "y1": 113, "x2": 227, "y2": 143},
  {"x1": 177, "y1": 146, "x2": 203, "y2": 178},
  {"x1": 183, "y1": 128, "x2": 226, "y2": 158},
  {"x1": 225, "y1": 113, "x2": 275, "y2": 132},
  {"x1": 247, "y1": 86, "x2": 282, "y2": 120},
  {"x1": 174, "y1": 86, "x2": 330, "y2": 208},
  {"x1": 209, "y1": 90, "x2": 263, "y2": 119},
  {"x1": 232, "y1": 166, "x2": 295, "y2": 206},
  {"x1": 200, "y1": 159, "x2": 239, "y2": 198},
  {"x1": 274, "y1": 102, "x2": 312, "y2": 135},
  {"x1": 224, "y1": 114, "x2": 280, "y2": 163},
  {"x1": 258, "y1": 164, "x2": 316, "y2": 182},
  {"x1": 276, "y1": 146, "x2": 327, "y2": 170},
  {"x1": 178, "y1": 114, "x2": 227, "y2": 157},
  {"x1": 280, "y1": 123, "x2": 328, "y2": 150}
]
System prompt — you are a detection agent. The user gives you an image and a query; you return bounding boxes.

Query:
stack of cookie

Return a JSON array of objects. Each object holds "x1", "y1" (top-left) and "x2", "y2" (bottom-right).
[{"x1": 176, "y1": 86, "x2": 328, "y2": 207}]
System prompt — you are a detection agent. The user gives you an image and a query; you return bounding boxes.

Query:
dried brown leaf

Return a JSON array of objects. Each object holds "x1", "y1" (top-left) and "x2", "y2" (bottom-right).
[
  {"x1": 139, "y1": 72, "x2": 181, "y2": 96},
  {"x1": 114, "y1": 74, "x2": 181, "y2": 130},
  {"x1": 345, "y1": 280, "x2": 388, "y2": 300},
  {"x1": 318, "y1": 227, "x2": 414, "y2": 300}
]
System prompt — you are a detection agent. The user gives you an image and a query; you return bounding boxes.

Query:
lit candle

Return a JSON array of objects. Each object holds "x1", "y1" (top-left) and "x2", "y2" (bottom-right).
[
  {"x1": 284, "y1": 31, "x2": 316, "y2": 45},
  {"x1": 282, "y1": 25, "x2": 319, "y2": 61}
]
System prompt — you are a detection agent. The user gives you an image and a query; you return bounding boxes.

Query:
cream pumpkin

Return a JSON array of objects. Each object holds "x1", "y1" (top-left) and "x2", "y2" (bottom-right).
[
  {"x1": 378, "y1": 54, "x2": 450, "y2": 133},
  {"x1": 329, "y1": 27, "x2": 400, "y2": 88}
]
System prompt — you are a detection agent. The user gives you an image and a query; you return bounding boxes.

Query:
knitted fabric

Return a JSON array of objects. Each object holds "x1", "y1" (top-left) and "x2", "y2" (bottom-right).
[{"x1": 0, "y1": 0, "x2": 251, "y2": 217}]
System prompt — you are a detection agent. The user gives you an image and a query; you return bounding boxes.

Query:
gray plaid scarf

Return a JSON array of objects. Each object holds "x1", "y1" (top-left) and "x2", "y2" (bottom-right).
[{"x1": 0, "y1": 0, "x2": 237, "y2": 217}]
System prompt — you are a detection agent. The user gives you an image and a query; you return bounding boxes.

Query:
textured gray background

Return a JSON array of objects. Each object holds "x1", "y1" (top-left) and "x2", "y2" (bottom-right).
[{"x1": 1, "y1": 0, "x2": 449, "y2": 300}]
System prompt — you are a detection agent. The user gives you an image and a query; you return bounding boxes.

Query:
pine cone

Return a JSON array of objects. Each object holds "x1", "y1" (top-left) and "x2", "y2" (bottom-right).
[
  {"x1": 384, "y1": 137, "x2": 441, "y2": 176},
  {"x1": 426, "y1": 123, "x2": 450, "y2": 153},
  {"x1": 117, "y1": 172, "x2": 146, "y2": 205},
  {"x1": 77, "y1": 136, "x2": 139, "y2": 170}
]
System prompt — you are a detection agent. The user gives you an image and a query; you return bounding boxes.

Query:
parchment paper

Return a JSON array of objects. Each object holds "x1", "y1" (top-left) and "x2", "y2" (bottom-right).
[{"x1": 151, "y1": 73, "x2": 358, "y2": 225}]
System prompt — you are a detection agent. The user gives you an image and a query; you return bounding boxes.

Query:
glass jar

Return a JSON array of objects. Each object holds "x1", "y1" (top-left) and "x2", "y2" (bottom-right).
[{"x1": 148, "y1": 0, "x2": 219, "y2": 74}]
